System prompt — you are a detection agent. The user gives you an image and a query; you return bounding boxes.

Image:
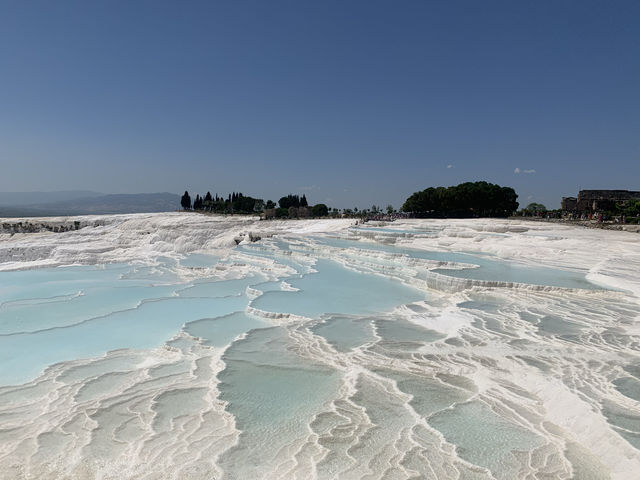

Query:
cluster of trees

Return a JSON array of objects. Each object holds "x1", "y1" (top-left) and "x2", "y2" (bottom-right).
[
  {"x1": 277, "y1": 194, "x2": 308, "y2": 209},
  {"x1": 311, "y1": 203, "x2": 328, "y2": 216},
  {"x1": 517, "y1": 200, "x2": 640, "y2": 222},
  {"x1": 600, "y1": 199, "x2": 640, "y2": 219},
  {"x1": 600, "y1": 199, "x2": 640, "y2": 223},
  {"x1": 402, "y1": 182, "x2": 519, "y2": 217},
  {"x1": 180, "y1": 181, "x2": 521, "y2": 219},
  {"x1": 522, "y1": 202, "x2": 547, "y2": 214},
  {"x1": 271, "y1": 203, "x2": 328, "y2": 218},
  {"x1": 518, "y1": 203, "x2": 563, "y2": 218},
  {"x1": 339, "y1": 205, "x2": 395, "y2": 217},
  {"x1": 622, "y1": 200, "x2": 640, "y2": 217},
  {"x1": 519, "y1": 202, "x2": 556, "y2": 216},
  {"x1": 180, "y1": 190, "x2": 329, "y2": 217},
  {"x1": 181, "y1": 191, "x2": 264, "y2": 214}
]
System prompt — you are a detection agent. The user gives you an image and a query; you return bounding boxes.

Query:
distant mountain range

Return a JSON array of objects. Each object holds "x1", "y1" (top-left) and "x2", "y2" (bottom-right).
[
  {"x1": 0, "y1": 192, "x2": 181, "y2": 217},
  {"x1": 0, "y1": 190, "x2": 104, "y2": 206}
]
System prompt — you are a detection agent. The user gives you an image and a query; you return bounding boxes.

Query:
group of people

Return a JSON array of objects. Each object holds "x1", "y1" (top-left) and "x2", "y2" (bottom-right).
[{"x1": 563, "y1": 212, "x2": 626, "y2": 223}]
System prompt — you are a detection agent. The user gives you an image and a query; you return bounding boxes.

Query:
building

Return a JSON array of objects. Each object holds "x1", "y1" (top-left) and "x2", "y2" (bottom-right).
[
  {"x1": 562, "y1": 190, "x2": 640, "y2": 214},
  {"x1": 561, "y1": 197, "x2": 577, "y2": 212}
]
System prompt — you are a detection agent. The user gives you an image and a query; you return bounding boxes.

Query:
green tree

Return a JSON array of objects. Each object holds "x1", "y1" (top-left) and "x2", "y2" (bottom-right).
[
  {"x1": 193, "y1": 194, "x2": 203, "y2": 210},
  {"x1": 624, "y1": 200, "x2": 640, "y2": 217},
  {"x1": 402, "y1": 182, "x2": 518, "y2": 217},
  {"x1": 312, "y1": 204, "x2": 329, "y2": 217},
  {"x1": 279, "y1": 194, "x2": 301, "y2": 209},
  {"x1": 253, "y1": 199, "x2": 265, "y2": 212},
  {"x1": 523, "y1": 202, "x2": 547, "y2": 214},
  {"x1": 181, "y1": 191, "x2": 192, "y2": 210}
]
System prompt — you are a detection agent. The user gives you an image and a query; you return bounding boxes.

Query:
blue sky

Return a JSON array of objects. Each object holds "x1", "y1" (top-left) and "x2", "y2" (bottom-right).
[{"x1": 1, "y1": 0, "x2": 638, "y2": 209}]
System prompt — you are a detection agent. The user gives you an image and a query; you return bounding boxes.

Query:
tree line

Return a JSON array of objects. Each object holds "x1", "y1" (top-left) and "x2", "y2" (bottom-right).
[
  {"x1": 180, "y1": 190, "x2": 329, "y2": 217},
  {"x1": 181, "y1": 191, "x2": 266, "y2": 214},
  {"x1": 180, "y1": 181, "x2": 520, "y2": 219},
  {"x1": 402, "y1": 182, "x2": 519, "y2": 217},
  {"x1": 277, "y1": 194, "x2": 308, "y2": 209}
]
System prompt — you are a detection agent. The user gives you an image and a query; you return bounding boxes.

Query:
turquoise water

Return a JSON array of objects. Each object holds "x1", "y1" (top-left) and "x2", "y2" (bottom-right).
[
  {"x1": 0, "y1": 261, "x2": 268, "y2": 385},
  {"x1": 428, "y1": 401, "x2": 545, "y2": 480},
  {"x1": 0, "y1": 264, "x2": 135, "y2": 303},
  {"x1": 0, "y1": 294, "x2": 248, "y2": 385},
  {"x1": 312, "y1": 316, "x2": 377, "y2": 352},
  {"x1": 378, "y1": 368, "x2": 473, "y2": 417},
  {"x1": 218, "y1": 326, "x2": 341, "y2": 478},
  {"x1": 235, "y1": 243, "x2": 310, "y2": 273},
  {"x1": 177, "y1": 276, "x2": 265, "y2": 298},
  {"x1": 0, "y1": 284, "x2": 179, "y2": 334},
  {"x1": 317, "y1": 236, "x2": 602, "y2": 290},
  {"x1": 184, "y1": 311, "x2": 267, "y2": 347},
  {"x1": 251, "y1": 258, "x2": 427, "y2": 318},
  {"x1": 350, "y1": 226, "x2": 437, "y2": 235},
  {"x1": 179, "y1": 252, "x2": 221, "y2": 267},
  {"x1": 0, "y1": 247, "x2": 428, "y2": 385},
  {"x1": 374, "y1": 317, "x2": 445, "y2": 344},
  {"x1": 0, "y1": 230, "x2": 636, "y2": 479},
  {"x1": 431, "y1": 262, "x2": 598, "y2": 290}
]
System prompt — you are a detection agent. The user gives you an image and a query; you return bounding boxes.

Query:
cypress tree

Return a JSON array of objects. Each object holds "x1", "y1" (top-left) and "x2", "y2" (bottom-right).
[{"x1": 181, "y1": 191, "x2": 192, "y2": 210}]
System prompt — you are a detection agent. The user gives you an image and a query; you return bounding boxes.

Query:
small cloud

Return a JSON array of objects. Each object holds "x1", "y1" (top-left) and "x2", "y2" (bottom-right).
[
  {"x1": 514, "y1": 167, "x2": 536, "y2": 174},
  {"x1": 297, "y1": 185, "x2": 318, "y2": 191},
  {"x1": 527, "y1": 195, "x2": 534, "y2": 200},
  {"x1": 447, "y1": 164, "x2": 453, "y2": 169},
  {"x1": 523, "y1": 169, "x2": 536, "y2": 174},
  {"x1": 514, "y1": 168, "x2": 521, "y2": 174}
]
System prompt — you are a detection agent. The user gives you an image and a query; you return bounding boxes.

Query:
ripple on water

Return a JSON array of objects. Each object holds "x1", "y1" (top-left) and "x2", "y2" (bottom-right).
[
  {"x1": 317, "y1": 235, "x2": 603, "y2": 290},
  {"x1": 184, "y1": 311, "x2": 267, "y2": 348},
  {"x1": 218, "y1": 326, "x2": 340, "y2": 479},
  {"x1": 1, "y1": 229, "x2": 639, "y2": 479},
  {"x1": 311, "y1": 316, "x2": 377, "y2": 352},
  {"x1": 428, "y1": 401, "x2": 545, "y2": 480},
  {"x1": 0, "y1": 294, "x2": 248, "y2": 385},
  {"x1": 250, "y1": 259, "x2": 427, "y2": 318}
]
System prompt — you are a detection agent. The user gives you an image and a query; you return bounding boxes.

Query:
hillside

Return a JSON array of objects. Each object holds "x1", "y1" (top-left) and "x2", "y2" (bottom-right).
[{"x1": 0, "y1": 192, "x2": 180, "y2": 217}]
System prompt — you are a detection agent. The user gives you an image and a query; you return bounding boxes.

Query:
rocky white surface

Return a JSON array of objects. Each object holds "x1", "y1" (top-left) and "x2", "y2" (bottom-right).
[{"x1": 0, "y1": 213, "x2": 639, "y2": 480}]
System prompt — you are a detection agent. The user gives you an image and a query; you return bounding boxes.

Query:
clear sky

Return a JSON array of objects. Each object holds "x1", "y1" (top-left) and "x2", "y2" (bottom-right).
[{"x1": 1, "y1": 0, "x2": 638, "y2": 209}]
